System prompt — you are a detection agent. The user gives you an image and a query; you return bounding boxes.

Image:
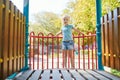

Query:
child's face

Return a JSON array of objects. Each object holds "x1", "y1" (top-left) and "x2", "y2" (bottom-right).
[{"x1": 63, "y1": 17, "x2": 70, "y2": 25}]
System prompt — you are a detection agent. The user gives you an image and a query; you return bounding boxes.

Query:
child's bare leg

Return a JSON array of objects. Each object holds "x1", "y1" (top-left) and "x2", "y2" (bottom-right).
[
  {"x1": 63, "y1": 50, "x2": 67, "y2": 68},
  {"x1": 71, "y1": 50, "x2": 74, "y2": 68},
  {"x1": 68, "y1": 50, "x2": 74, "y2": 68}
]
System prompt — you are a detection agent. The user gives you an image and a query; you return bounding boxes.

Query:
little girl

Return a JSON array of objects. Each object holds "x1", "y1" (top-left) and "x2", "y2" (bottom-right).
[{"x1": 56, "y1": 15, "x2": 82, "y2": 68}]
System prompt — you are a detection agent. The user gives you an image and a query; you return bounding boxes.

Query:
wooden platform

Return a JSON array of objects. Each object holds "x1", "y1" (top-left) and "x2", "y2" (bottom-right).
[{"x1": 14, "y1": 69, "x2": 120, "y2": 80}]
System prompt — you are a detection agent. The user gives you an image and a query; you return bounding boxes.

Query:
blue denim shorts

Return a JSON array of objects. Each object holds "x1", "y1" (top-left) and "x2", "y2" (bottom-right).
[{"x1": 62, "y1": 40, "x2": 74, "y2": 50}]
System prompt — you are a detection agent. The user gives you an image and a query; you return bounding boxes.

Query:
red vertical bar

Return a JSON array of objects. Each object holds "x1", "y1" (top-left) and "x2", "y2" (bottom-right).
[
  {"x1": 83, "y1": 34, "x2": 85, "y2": 69},
  {"x1": 91, "y1": 35, "x2": 94, "y2": 70},
  {"x1": 95, "y1": 34, "x2": 98, "y2": 69},
  {"x1": 78, "y1": 33, "x2": 80, "y2": 69},
  {"x1": 88, "y1": 33, "x2": 90, "y2": 69},
  {"x1": 46, "y1": 36, "x2": 49, "y2": 69},
  {"x1": 52, "y1": 35, "x2": 54, "y2": 69},
  {"x1": 38, "y1": 33, "x2": 44, "y2": 69},
  {"x1": 31, "y1": 36, "x2": 33, "y2": 69},
  {"x1": 37, "y1": 36, "x2": 40, "y2": 69},
  {"x1": 33, "y1": 37, "x2": 35, "y2": 70},
  {"x1": 29, "y1": 34, "x2": 31, "y2": 69},
  {"x1": 42, "y1": 36, "x2": 44, "y2": 69},
  {"x1": 57, "y1": 36, "x2": 59, "y2": 68}
]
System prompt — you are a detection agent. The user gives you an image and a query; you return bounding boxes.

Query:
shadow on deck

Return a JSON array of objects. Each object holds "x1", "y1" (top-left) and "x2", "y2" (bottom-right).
[{"x1": 14, "y1": 69, "x2": 120, "y2": 80}]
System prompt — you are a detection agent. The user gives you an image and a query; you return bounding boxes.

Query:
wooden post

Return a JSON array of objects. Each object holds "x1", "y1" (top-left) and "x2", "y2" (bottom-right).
[
  {"x1": 8, "y1": 1, "x2": 14, "y2": 75},
  {"x1": 2, "y1": 0, "x2": 9, "y2": 78},
  {"x1": 0, "y1": 0, "x2": 3, "y2": 79},
  {"x1": 113, "y1": 8, "x2": 120, "y2": 70}
]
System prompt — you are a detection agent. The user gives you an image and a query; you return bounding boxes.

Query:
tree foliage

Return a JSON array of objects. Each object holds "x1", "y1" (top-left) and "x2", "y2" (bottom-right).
[
  {"x1": 62, "y1": 0, "x2": 96, "y2": 33},
  {"x1": 29, "y1": 0, "x2": 120, "y2": 35},
  {"x1": 62, "y1": 0, "x2": 120, "y2": 33},
  {"x1": 29, "y1": 12, "x2": 62, "y2": 35},
  {"x1": 102, "y1": 0, "x2": 120, "y2": 15}
]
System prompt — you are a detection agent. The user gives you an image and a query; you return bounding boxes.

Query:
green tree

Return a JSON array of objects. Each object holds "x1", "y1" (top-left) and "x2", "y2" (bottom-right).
[
  {"x1": 62, "y1": 0, "x2": 120, "y2": 33},
  {"x1": 29, "y1": 0, "x2": 120, "y2": 35},
  {"x1": 102, "y1": 0, "x2": 120, "y2": 15},
  {"x1": 29, "y1": 12, "x2": 62, "y2": 35},
  {"x1": 62, "y1": 0, "x2": 96, "y2": 33}
]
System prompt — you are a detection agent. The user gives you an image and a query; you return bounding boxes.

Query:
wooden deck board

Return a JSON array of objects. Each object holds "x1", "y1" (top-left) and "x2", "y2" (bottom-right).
[
  {"x1": 14, "y1": 70, "x2": 33, "y2": 80},
  {"x1": 41, "y1": 69, "x2": 50, "y2": 80},
  {"x1": 95, "y1": 70, "x2": 120, "y2": 80},
  {"x1": 69, "y1": 70, "x2": 86, "y2": 80},
  {"x1": 14, "y1": 69, "x2": 120, "y2": 80},
  {"x1": 52, "y1": 69, "x2": 61, "y2": 80},
  {"x1": 86, "y1": 70, "x2": 110, "y2": 80},
  {"x1": 28, "y1": 70, "x2": 42, "y2": 80},
  {"x1": 78, "y1": 70, "x2": 98, "y2": 80},
  {"x1": 61, "y1": 69, "x2": 73, "y2": 80}
]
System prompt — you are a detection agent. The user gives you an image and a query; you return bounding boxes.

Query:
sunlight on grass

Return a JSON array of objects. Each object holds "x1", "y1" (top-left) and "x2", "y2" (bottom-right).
[{"x1": 111, "y1": 69, "x2": 120, "y2": 77}]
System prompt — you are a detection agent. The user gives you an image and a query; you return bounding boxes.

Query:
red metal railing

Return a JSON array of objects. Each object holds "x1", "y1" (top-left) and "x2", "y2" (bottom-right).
[{"x1": 29, "y1": 32, "x2": 97, "y2": 70}]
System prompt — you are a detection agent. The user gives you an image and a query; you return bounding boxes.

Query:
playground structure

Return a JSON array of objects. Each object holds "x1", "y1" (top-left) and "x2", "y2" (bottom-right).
[
  {"x1": 0, "y1": 0, "x2": 26, "y2": 79},
  {"x1": 0, "y1": 0, "x2": 120, "y2": 80},
  {"x1": 101, "y1": 7, "x2": 120, "y2": 70},
  {"x1": 29, "y1": 32, "x2": 97, "y2": 70}
]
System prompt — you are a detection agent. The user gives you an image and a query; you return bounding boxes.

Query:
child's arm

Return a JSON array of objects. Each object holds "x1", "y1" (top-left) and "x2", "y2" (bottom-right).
[
  {"x1": 56, "y1": 31, "x2": 62, "y2": 36},
  {"x1": 73, "y1": 27, "x2": 84, "y2": 34}
]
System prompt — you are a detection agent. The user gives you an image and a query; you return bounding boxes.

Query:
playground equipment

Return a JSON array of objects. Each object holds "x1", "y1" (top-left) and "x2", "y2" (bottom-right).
[
  {"x1": 0, "y1": 0, "x2": 25, "y2": 79},
  {"x1": 101, "y1": 7, "x2": 120, "y2": 70},
  {"x1": 0, "y1": 0, "x2": 120, "y2": 79},
  {"x1": 29, "y1": 32, "x2": 97, "y2": 70}
]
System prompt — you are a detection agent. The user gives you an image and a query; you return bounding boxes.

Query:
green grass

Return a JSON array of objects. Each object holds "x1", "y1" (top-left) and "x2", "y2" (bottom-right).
[{"x1": 111, "y1": 69, "x2": 120, "y2": 77}]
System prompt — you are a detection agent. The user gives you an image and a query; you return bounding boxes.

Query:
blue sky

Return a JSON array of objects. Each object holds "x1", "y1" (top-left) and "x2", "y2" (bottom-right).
[{"x1": 10, "y1": 0, "x2": 70, "y2": 21}]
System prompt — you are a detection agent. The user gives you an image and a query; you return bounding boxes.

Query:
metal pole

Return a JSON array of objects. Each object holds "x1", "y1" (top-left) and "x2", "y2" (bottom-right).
[
  {"x1": 23, "y1": 0, "x2": 29, "y2": 70},
  {"x1": 95, "y1": 0, "x2": 104, "y2": 70}
]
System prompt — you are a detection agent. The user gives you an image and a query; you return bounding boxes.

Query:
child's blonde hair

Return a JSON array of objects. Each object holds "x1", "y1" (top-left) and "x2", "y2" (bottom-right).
[
  {"x1": 61, "y1": 15, "x2": 71, "y2": 25},
  {"x1": 62, "y1": 15, "x2": 71, "y2": 21}
]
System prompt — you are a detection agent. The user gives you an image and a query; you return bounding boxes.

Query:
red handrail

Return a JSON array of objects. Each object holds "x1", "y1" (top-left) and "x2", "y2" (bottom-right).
[{"x1": 29, "y1": 32, "x2": 97, "y2": 70}]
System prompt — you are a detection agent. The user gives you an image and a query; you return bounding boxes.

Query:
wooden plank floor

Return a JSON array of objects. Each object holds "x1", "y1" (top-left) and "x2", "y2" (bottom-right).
[{"x1": 14, "y1": 69, "x2": 120, "y2": 80}]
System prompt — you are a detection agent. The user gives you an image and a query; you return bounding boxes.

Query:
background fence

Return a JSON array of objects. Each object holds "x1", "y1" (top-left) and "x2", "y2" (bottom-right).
[
  {"x1": 0, "y1": 0, "x2": 25, "y2": 79},
  {"x1": 29, "y1": 32, "x2": 97, "y2": 70},
  {"x1": 101, "y1": 7, "x2": 120, "y2": 71}
]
